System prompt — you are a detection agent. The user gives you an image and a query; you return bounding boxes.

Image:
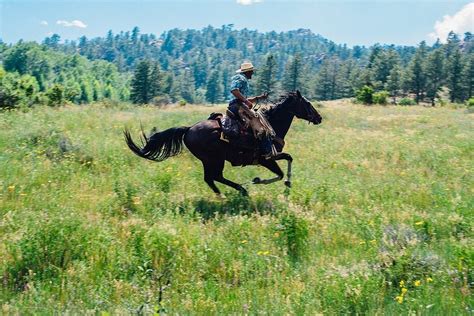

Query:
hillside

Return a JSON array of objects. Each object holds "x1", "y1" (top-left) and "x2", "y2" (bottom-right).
[{"x1": 0, "y1": 102, "x2": 472, "y2": 313}]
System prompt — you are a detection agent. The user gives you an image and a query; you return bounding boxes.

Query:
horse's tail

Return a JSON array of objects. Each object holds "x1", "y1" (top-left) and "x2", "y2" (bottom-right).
[{"x1": 124, "y1": 126, "x2": 190, "y2": 162}]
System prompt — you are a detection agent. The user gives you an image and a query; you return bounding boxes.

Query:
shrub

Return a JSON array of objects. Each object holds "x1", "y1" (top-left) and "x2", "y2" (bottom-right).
[
  {"x1": 373, "y1": 91, "x2": 389, "y2": 105},
  {"x1": 466, "y1": 97, "x2": 474, "y2": 107},
  {"x1": 46, "y1": 84, "x2": 65, "y2": 107},
  {"x1": 355, "y1": 85, "x2": 374, "y2": 104},
  {"x1": 276, "y1": 213, "x2": 309, "y2": 264},
  {"x1": 398, "y1": 97, "x2": 416, "y2": 106}
]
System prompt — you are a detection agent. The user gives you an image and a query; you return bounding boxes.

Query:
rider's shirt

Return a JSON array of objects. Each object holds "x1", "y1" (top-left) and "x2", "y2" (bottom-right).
[{"x1": 230, "y1": 73, "x2": 249, "y2": 101}]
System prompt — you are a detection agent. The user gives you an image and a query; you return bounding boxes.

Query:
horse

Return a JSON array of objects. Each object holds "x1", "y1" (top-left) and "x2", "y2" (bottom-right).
[{"x1": 124, "y1": 90, "x2": 322, "y2": 196}]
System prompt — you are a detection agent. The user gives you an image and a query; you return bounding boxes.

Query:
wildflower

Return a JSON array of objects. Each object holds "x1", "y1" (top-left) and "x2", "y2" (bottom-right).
[
  {"x1": 399, "y1": 280, "x2": 405, "y2": 288},
  {"x1": 7, "y1": 185, "x2": 15, "y2": 193},
  {"x1": 359, "y1": 241, "x2": 366, "y2": 245},
  {"x1": 369, "y1": 239, "x2": 376, "y2": 245},
  {"x1": 401, "y1": 288, "x2": 408, "y2": 295},
  {"x1": 395, "y1": 295, "x2": 404, "y2": 304},
  {"x1": 414, "y1": 280, "x2": 421, "y2": 287},
  {"x1": 426, "y1": 277, "x2": 433, "y2": 282},
  {"x1": 132, "y1": 196, "x2": 141, "y2": 205},
  {"x1": 415, "y1": 221, "x2": 424, "y2": 226},
  {"x1": 240, "y1": 240, "x2": 248, "y2": 244},
  {"x1": 257, "y1": 250, "x2": 269, "y2": 256},
  {"x1": 274, "y1": 232, "x2": 280, "y2": 237}
]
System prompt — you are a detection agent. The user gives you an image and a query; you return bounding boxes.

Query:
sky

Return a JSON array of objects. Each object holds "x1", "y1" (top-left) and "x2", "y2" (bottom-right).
[{"x1": 1, "y1": 0, "x2": 473, "y2": 47}]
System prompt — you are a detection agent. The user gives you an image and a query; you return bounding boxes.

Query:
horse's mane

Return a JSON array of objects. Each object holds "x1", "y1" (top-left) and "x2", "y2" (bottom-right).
[{"x1": 262, "y1": 91, "x2": 297, "y2": 117}]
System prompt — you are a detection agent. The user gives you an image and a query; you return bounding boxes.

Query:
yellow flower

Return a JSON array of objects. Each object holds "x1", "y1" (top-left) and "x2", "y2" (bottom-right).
[
  {"x1": 274, "y1": 232, "x2": 280, "y2": 237},
  {"x1": 426, "y1": 277, "x2": 433, "y2": 283},
  {"x1": 395, "y1": 295, "x2": 404, "y2": 304},
  {"x1": 369, "y1": 239, "x2": 376, "y2": 245},
  {"x1": 257, "y1": 250, "x2": 270, "y2": 256},
  {"x1": 401, "y1": 288, "x2": 408, "y2": 295},
  {"x1": 399, "y1": 280, "x2": 405, "y2": 288},
  {"x1": 414, "y1": 280, "x2": 421, "y2": 287},
  {"x1": 132, "y1": 196, "x2": 141, "y2": 205},
  {"x1": 7, "y1": 185, "x2": 15, "y2": 193},
  {"x1": 359, "y1": 241, "x2": 366, "y2": 245},
  {"x1": 240, "y1": 240, "x2": 248, "y2": 244},
  {"x1": 415, "y1": 221, "x2": 424, "y2": 226}
]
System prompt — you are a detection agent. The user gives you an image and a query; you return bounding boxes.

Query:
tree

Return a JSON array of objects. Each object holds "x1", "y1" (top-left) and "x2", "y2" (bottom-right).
[
  {"x1": 255, "y1": 54, "x2": 278, "y2": 95},
  {"x1": 407, "y1": 44, "x2": 427, "y2": 104},
  {"x1": 425, "y1": 49, "x2": 444, "y2": 106},
  {"x1": 385, "y1": 65, "x2": 401, "y2": 103},
  {"x1": 463, "y1": 54, "x2": 474, "y2": 99},
  {"x1": 283, "y1": 54, "x2": 304, "y2": 92},
  {"x1": 205, "y1": 70, "x2": 222, "y2": 104},
  {"x1": 446, "y1": 48, "x2": 465, "y2": 102},
  {"x1": 130, "y1": 60, "x2": 154, "y2": 104},
  {"x1": 46, "y1": 84, "x2": 65, "y2": 107}
]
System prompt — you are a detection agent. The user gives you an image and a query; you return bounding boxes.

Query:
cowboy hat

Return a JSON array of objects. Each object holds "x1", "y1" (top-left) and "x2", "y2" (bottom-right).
[{"x1": 236, "y1": 62, "x2": 255, "y2": 73}]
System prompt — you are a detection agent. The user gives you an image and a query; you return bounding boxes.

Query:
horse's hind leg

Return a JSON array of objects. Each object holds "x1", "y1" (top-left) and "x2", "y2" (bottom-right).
[
  {"x1": 202, "y1": 162, "x2": 221, "y2": 195},
  {"x1": 203, "y1": 160, "x2": 248, "y2": 196}
]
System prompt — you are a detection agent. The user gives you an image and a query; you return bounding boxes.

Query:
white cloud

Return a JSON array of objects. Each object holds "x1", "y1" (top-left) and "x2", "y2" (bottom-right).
[
  {"x1": 56, "y1": 19, "x2": 87, "y2": 28},
  {"x1": 236, "y1": 0, "x2": 263, "y2": 5},
  {"x1": 429, "y1": 2, "x2": 474, "y2": 42},
  {"x1": 40, "y1": 20, "x2": 48, "y2": 26}
]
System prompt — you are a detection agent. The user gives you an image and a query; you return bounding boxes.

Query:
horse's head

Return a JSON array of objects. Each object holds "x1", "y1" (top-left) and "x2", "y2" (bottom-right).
[{"x1": 288, "y1": 90, "x2": 322, "y2": 125}]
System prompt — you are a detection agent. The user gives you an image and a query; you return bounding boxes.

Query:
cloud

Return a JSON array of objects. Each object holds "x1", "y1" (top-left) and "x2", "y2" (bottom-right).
[
  {"x1": 236, "y1": 0, "x2": 263, "y2": 5},
  {"x1": 429, "y1": 2, "x2": 474, "y2": 42},
  {"x1": 56, "y1": 19, "x2": 87, "y2": 28},
  {"x1": 40, "y1": 20, "x2": 48, "y2": 26}
]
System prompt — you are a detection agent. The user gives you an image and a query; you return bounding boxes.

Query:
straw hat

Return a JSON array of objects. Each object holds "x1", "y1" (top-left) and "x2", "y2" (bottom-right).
[{"x1": 236, "y1": 62, "x2": 255, "y2": 73}]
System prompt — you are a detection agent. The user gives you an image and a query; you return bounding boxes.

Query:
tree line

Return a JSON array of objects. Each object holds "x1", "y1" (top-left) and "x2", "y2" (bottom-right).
[{"x1": 1, "y1": 26, "x2": 473, "y2": 108}]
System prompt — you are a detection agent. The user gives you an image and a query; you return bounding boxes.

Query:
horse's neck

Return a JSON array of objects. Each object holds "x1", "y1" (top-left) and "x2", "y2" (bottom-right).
[{"x1": 267, "y1": 104, "x2": 294, "y2": 140}]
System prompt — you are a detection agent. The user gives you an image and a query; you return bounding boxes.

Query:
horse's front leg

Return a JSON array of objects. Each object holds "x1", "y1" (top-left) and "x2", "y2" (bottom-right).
[{"x1": 254, "y1": 153, "x2": 293, "y2": 187}]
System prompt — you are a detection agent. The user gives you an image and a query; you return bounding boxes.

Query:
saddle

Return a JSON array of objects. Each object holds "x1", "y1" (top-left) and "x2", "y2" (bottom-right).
[
  {"x1": 208, "y1": 110, "x2": 279, "y2": 166},
  {"x1": 208, "y1": 110, "x2": 254, "y2": 148}
]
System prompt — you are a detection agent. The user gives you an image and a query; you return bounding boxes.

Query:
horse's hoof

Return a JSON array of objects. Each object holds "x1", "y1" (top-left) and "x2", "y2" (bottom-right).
[
  {"x1": 284, "y1": 181, "x2": 292, "y2": 188},
  {"x1": 252, "y1": 177, "x2": 261, "y2": 184}
]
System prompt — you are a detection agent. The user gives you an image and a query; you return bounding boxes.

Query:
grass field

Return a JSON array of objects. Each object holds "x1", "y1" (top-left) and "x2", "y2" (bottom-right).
[{"x1": 0, "y1": 101, "x2": 473, "y2": 314}]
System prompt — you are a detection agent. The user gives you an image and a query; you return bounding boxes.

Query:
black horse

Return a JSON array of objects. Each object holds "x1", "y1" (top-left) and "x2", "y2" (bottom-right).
[{"x1": 124, "y1": 90, "x2": 322, "y2": 196}]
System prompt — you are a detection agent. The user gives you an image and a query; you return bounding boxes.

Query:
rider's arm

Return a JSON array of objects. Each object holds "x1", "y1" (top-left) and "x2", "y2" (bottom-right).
[{"x1": 231, "y1": 89, "x2": 253, "y2": 108}]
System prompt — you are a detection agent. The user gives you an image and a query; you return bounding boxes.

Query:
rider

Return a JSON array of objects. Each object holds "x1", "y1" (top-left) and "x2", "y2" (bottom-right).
[{"x1": 229, "y1": 62, "x2": 274, "y2": 159}]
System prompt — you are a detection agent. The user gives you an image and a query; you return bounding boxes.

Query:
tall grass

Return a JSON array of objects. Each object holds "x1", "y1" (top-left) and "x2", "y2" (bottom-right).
[{"x1": 0, "y1": 102, "x2": 472, "y2": 313}]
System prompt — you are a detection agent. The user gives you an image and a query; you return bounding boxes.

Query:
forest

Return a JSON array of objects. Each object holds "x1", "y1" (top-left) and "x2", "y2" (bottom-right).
[{"x1": 1, "y1": 26, "x2": 473, "y2": 108}]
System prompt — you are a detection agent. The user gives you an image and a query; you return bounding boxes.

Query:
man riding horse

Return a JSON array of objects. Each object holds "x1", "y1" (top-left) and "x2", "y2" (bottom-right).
[{"x1": 228, "y1": 62, "x2": 275, "y2": 159}]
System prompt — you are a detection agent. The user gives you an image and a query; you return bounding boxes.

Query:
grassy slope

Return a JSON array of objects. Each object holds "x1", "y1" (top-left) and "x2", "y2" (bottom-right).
[{"x1": 0, "y1": 102, "x2": 472, "y2": 314}]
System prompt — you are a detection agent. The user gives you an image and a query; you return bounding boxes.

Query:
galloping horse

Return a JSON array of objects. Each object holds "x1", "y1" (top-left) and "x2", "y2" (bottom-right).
[{"x1": 124, "y1": 90, "x2": 322, "y2": 196}]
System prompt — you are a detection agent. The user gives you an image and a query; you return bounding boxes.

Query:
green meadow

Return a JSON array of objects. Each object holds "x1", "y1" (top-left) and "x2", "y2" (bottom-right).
[{"x1": 0, "y1": 101, "x2": 472, "y2": 314}]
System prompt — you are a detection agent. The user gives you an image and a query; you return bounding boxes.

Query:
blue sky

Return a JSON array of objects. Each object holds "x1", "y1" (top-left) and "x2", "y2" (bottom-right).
[{"x1": 1, "y1": 0, "x2": 473, "y2": 46}]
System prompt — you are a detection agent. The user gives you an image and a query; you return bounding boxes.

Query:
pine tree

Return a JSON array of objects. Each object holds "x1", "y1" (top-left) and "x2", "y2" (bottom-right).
[
  {"x1": 425, "y1": 49, "x2": 444, "y2": 106},
  {"x1": 446, "y1": 48, "x2": 465, "y2": 102},
  {"x1": 283, "y1": 54, "x2": 304, "y2": 92},
  {"x1": 256, "y1": 54, "x2": 278, "y2": 95},
  {"x1": 385, "y1": 65, "x2": 401, "y2": 104},
  {"x1": 130, "y1": 60, "x2": 150, "y2": 104},
  {"x1": 205, "y1": 70, "x2": 222, "y2": 104},
  {"x1": 463, "y1": 53, "x2": 474, "y2": 99},
  {"x1": 408, "y1": 43, "x2": 427, "y2": 104}
]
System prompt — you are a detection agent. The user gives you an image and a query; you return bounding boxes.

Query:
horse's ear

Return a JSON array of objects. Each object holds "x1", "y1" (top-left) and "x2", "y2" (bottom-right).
[{"x1": 296, "y1": 90, "x2": 302, "y2": 98}]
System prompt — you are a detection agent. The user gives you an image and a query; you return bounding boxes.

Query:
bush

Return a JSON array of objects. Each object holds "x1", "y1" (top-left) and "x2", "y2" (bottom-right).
[
  {"x1": 46, "y1": 84, "x2": 65, "y2": 107},
  {"x1": 466, "y1": 97, "x2": 474, "y2": 107},
  {"x1": 373, "y1": 91, "x2": 389, "y2": 105},
  {"x1": 355, "y1": 85, "x2": 374, "y2": 104},
  {"x1": 398, "y1": 97, "x2": 416, "y2": 106}
]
